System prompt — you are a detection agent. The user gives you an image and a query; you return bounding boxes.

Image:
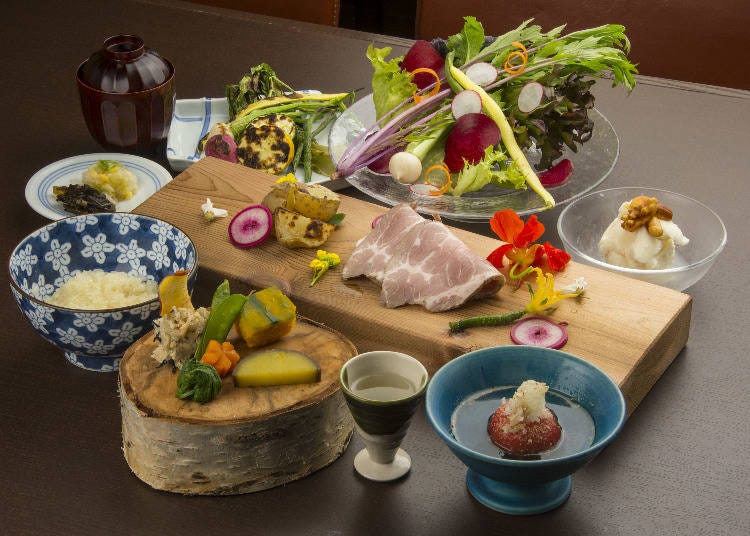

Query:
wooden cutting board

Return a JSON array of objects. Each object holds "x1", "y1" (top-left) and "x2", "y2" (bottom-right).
[{"x1": 136, "y1": 157, "x2": 691, "y2": 415}]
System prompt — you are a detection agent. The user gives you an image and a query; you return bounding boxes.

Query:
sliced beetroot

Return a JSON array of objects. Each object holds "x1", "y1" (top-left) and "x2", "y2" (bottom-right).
[
  {"x1": 451, "y1": 90, "x2": 482, "y2": 120},
  {"x1": 510, "y1": 316, "x2": 568, "y2": 349},
  {"x1": 444, "y1": 113, "x2": 501, "y2": 173},
  {"x1": 368, "y1": 144, "x2": 405, "y2": 174},
  {"x1": 538, "y1": 159, "x2": 574, "y2": 186},
  {"x1": 401, "y1": 40, "x2": 445, "y2": 89},
  {"x1": 228, "y1": 204, "x2": 272, "y2": 248},
  {"x1": 205, "y1": 134, "x2": 238, "y2": 163}
]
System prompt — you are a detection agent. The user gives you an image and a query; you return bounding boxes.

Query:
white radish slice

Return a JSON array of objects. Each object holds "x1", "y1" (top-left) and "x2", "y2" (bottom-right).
[
  {"x1": 464, "y1": 62, "x2": 498, "y2": 86},
  {"x1": 409, "y1": 183, "x2": 442, "y2": 196},
  {"x1": 517, "y1": 82, "x2": 545, "y2": 113},
  {"x1": 451, "y1": 90, "x2": 482, "y2": 120},
  {"x1": 228, "y1": 204, "x2": 272, "y2": 248},
  {"x1": 510, "y1": 316, "x2": 568, "y2": 349}
]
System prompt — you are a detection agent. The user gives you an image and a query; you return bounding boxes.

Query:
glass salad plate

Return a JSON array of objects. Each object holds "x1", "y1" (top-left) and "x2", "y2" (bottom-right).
[{"x1": 329, "y1": 94, "x2": 619, "y2": 221}]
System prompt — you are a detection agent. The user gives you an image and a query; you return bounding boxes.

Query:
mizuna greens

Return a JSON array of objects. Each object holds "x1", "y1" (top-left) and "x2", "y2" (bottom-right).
[{"x1": 335, "y1": 17, "x2": 637, "y2": 207}]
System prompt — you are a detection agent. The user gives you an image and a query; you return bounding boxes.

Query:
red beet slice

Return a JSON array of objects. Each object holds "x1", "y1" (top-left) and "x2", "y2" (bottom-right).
[
  {"x1": 228, "y1": 204, "x2": 272, "y2": 248},
  {"x1": 444, "y1": 113, "x2": 501, "y2": 173},
  {"x1": 401, "y1": 40, "x2": 445, "y2": 89},
  {"x1": 488, "y1": 403, "x2": 562, "y2": 456},
  {"x1": 539, "y1": 159, "x2": 574, "y2": 186}
]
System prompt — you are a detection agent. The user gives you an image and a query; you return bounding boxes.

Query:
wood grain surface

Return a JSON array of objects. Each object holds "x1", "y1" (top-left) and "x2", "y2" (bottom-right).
[{"x1": 135, "y1": 157, "x2": 692, "y2": 415}]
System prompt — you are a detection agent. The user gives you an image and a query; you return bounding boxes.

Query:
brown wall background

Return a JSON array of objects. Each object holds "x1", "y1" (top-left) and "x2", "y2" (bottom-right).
[{"x1": 416, "y1": 0, "x2": 750, "y2": 89}]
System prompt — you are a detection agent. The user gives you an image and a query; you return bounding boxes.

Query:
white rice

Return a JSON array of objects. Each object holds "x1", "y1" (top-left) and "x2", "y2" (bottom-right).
[{"x1": 46, "y1": 270, "x2": 158, "y2": 309}]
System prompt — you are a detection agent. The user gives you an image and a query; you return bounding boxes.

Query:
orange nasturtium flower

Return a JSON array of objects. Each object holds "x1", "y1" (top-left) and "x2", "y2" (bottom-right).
[{"x1": 486, "y1": 209, "x2": 570, "y2": 281}]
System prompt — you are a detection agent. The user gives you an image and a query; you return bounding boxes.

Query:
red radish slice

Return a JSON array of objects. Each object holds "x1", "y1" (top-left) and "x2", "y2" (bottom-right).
[
  {"x1": 539, "y1": 159, "x2": 574, "y2": 186},
  {"x1": 518, "y1": 82, "x2": 545, "y2": 113},
  {"x1": 228, "y1": 205, "x2": 272, "y2": 248},
  {"x1": 371, "y1": 214, "x2": 384, "y2": 228},
  {"x1": 464, "y1": 62, "x2": 498, "y2": 86},
  {"x1": 444, "y1": 113, "x2": 501, "y2": 173},
  {"x1": 510, "y1": 316, "x2": 568, "y2": 349},
  {"x1": 451, "y1": 90, "x2": 482, "y2": 120},
  {"x1": 409, "y1": 183, "x2": 442, "y2": 196}
]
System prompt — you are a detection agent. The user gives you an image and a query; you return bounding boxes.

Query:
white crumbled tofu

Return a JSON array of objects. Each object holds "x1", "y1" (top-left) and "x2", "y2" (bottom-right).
[{"x1": 151, "y1": 306, "x2": 209, "y2": 369}]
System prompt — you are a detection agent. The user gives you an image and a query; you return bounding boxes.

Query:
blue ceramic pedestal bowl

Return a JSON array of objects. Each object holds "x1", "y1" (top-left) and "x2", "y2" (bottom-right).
[
  {"x1": 425, "y1": 346, "x2": 626, "y2": 515},
  {"x1": 9, "y1": 213, "x2": 197, "y2": 371}
]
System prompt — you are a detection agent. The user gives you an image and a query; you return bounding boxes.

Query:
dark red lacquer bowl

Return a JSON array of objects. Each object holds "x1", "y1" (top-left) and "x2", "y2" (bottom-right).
[{"x1": 76, "y1": 35, "x2": 175, "y2": 156}]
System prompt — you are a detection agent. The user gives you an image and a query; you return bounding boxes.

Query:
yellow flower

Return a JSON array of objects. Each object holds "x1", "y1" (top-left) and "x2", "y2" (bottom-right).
[
  {"x1": 310, "y1": 250, "x2": 340, "y2": 286},
  {"x1": 524, "y1": 268, "x2": 581, "y2": 314},
  {"x1": 276, "y1": 173, "x2": 297, "y2": 183}
]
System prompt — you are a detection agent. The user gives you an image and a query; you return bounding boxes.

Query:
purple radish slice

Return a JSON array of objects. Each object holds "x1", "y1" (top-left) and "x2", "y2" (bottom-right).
[
  {"x1": 409, "y1": 183, "x2": 442, "y2": 196},
  {"x1": 228, "y1": 204, "x2": 272, "y2": 248},
  {"x1": 444, "y1": 112, "x2": 501, "y2": 173},
  {"x1": 517, "y1": 82, "x2": 545, "y2": 113},
  {"x1": 510, "y1": 316, "x2": 568, "y2": 349},
  {"x1": 464, "y1": 62, "x2": 498, "y2": 86},
  {"x1": 204, "y1": 134, "x2": 238, "y2": 163},
  {"x1": 539, "y1": 159, "x2": 574, "y2": 186},
  {"x1": 451, "y1": 90, "x2": 482, "y2": 120},
  {"x1": 371, "y1": 214, "x2": 384, "y2": 228}
]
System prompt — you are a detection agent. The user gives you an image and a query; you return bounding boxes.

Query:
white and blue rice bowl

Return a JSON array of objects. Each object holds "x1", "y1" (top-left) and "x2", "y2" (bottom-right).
[{"x1": 8, "y1": 213, "x2": 198, "y2": 371}]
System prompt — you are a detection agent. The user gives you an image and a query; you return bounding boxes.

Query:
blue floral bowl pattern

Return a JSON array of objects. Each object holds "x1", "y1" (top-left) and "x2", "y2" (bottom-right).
[{"x1": 8, "y1": 213, "x2": 197, "y2": 372}]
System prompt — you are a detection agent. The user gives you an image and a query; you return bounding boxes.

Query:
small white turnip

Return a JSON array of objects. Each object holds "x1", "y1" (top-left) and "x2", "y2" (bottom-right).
[{"x1": 388, "y1": 152, "x2": 423, "y2": 184}]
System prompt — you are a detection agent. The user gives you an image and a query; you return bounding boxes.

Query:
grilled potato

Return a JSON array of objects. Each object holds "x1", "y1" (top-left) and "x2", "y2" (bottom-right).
[
  {"x1": 262, "y1": 182, "x2": 340, "y2": 222},
  {"x1": 273, "y1": 207, "x2": 334, "y2": 248}
]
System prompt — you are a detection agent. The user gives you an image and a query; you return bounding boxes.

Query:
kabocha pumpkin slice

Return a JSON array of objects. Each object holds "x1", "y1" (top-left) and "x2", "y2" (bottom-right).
[
  {"x1": 233, "y1": 349, "x2": 321, "y2": 387},
  {"x1": 158, "y1": 270, "x2": 193, "y2": 315},
  {"x1": 234, "y1": 286, "x2": 297, "y2": 348}
]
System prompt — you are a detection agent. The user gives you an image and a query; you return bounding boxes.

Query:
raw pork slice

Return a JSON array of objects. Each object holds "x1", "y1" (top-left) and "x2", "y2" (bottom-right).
[
  {"x1": 342, "y1": 204, "x2": 424, "y2": 283},
  {"x1": 381, "y1": 220, "x2": 505, "y2": 312}
]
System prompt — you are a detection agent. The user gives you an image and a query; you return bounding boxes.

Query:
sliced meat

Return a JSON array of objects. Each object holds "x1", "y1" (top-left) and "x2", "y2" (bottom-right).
[
  {"x1": 342, "y1": 203, "x2": 425, "y2": 283},
  {"x1": 381, "y1": 220, "x2": 504, "y2": 312}
]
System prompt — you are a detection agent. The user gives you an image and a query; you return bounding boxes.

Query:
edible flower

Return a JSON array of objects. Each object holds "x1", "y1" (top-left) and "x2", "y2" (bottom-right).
[
  {"x1": 201, "y1": 197, "x2": 228, "y2": 222},
  {"x1": 310, "y1": 250, "x2": 340, "y2": 286},
  {"x1": 524, "y1": 269, "x2": 582, "y2": 314},
  {"x1": 486, "y1": 209, "x2": 570, "y2": 283},
  {"x1": 276, "y1": 173, "x2": 297, "y2": 183},
  {"x1": 448, "y1": 268, "x2": 585, "y2": 333}
]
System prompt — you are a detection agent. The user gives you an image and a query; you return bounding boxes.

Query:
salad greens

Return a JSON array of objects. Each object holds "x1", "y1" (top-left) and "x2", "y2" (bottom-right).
[
  {"x1": 225, "y1": 63, "x2": 295, "y2": 120},
  {"x1": 336, "y1": 17, "x2": 637, "y2": 205}
]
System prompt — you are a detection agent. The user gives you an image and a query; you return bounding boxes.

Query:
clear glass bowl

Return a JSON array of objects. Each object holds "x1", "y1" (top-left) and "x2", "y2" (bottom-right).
[
  {"x1": 329, "y1": 94, "x2": 619, "y2": 221},
  {"x1": 557, "y1": 187, "x2": 726, "y2": 291}
]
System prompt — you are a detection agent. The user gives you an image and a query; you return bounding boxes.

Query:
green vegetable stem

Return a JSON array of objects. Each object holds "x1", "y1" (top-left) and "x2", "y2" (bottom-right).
[{"x1": 448, "y1": 310, "x2": 526, "y2": 333}]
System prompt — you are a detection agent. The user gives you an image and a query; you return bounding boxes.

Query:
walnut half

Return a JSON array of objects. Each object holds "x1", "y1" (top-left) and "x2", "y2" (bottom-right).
[{"x1": 620, "y1": 196, "x2": 672, "y2": 237}]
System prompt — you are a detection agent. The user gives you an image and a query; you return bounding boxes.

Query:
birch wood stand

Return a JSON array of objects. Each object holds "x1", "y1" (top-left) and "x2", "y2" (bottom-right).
[{"x1": 119, "y1": 318, "x2": 356, "y2": 495}]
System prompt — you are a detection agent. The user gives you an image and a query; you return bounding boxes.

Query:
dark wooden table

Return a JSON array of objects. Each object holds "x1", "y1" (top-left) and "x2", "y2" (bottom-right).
[{"x1": 3, "y1": 1, "x2": 749, "y2": 534}]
